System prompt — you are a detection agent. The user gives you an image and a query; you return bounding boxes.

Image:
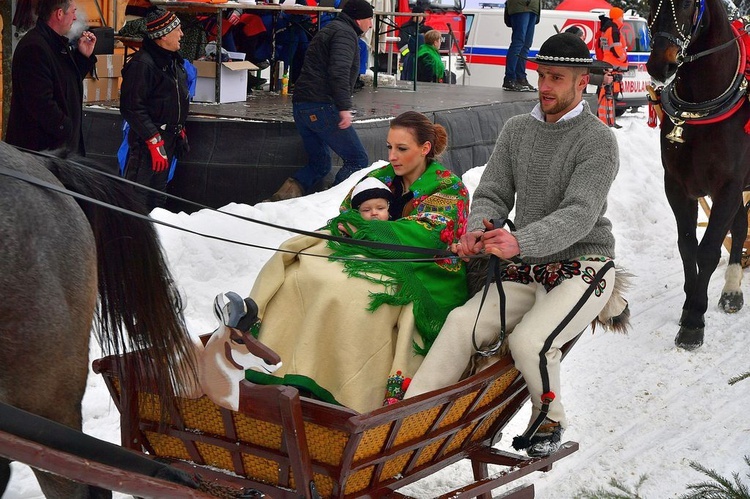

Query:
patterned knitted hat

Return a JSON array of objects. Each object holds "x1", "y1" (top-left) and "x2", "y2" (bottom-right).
[
  {"x1": 524, "y1": 32, "x2": 610, "y2": 69},
  {"x1": 146, "y1": 7, "x2": 180, "y2": 39},
  {"x1": 351, "y1": 177, "x2": 392, "y2": 209}
]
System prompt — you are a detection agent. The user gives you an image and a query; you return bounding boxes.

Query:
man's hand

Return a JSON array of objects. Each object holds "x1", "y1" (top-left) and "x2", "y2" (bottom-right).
[
  {"x1": 77, "y1": 30, "x2": 96, "y2": 58},
  {"x1": 481, "y1": 218, "x2": 520, "y2": 259},
  {"x1": 339, "y1": 110, "x2": 353, "y2": 129},
  {"x1": 450, "y1": 228, "x2": 485, "y2": 261}
]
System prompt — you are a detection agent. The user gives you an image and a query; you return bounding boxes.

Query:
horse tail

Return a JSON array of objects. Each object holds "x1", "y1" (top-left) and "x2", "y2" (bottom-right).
[{"x1": 46, "y1": 155, "x2": 198, "y2": 409}]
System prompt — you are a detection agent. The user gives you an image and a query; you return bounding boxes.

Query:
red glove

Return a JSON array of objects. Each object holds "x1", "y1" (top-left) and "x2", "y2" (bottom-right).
[
  {"x1": 228, "y1": 9, "x2": 241, "y2": 25},
  {"x1": 146, "y1": 133, "x2": 168, "y2": 172}
]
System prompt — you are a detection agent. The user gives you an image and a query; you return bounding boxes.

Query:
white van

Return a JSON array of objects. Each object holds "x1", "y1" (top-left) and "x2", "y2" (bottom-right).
[{"x1": 451, "y1": 5, "x2": 652, "y2": 113}]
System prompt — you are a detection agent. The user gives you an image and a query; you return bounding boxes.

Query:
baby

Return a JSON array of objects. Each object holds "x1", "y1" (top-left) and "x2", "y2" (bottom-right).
[{"x1": 350, "y1": 177, "x2": 393, "y2": 221}]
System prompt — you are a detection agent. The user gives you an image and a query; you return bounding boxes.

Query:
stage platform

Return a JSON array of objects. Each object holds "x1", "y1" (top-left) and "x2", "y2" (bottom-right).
[{"x1": 83, "y1": 80, "x2": 540, "y2": 211}]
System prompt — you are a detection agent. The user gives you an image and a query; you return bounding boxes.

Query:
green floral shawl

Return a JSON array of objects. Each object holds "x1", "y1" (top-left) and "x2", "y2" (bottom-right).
[{"x1": 325, "y1": 161, "x2": 470, "y2": 355}]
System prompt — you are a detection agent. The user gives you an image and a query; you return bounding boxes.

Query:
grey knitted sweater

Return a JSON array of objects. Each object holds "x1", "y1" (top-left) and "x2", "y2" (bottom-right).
[{"x1": 469, "y1": 101, "x2": 618, "y2": 264}]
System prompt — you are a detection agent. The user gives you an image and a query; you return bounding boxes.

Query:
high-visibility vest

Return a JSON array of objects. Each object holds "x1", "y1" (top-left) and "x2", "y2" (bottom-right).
[{"x1": 598, "y1": 17, "x2": 628, "y2": 70}]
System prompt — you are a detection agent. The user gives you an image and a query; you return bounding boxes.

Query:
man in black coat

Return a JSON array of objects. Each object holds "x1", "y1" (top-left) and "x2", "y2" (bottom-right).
[
  {"x1": 6, "y1": 0, "x2": 97, "y2": 155},
  {"x1": 268, "y1": 0, "x2": 374, "y2": 201},
  {"x1": 120, "y1": 7, "x2": 190, "y2": 211}
]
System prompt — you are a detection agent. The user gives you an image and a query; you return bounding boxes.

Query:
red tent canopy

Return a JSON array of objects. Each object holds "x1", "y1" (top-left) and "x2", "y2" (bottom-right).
[{"x1": 555, "y1": 0, "x2": 613, "y2": 11}]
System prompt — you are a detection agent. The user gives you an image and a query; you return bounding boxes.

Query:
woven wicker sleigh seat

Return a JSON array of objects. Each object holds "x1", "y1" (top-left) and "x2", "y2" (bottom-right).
[{"x1": 92, "y1": 335, "x2": 580, "y2": 499}]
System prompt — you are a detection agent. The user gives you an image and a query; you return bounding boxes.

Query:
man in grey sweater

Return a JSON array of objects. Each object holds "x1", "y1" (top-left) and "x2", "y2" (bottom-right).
[{"x1": 405, "y1": 33, "x2": 622, "y2": 458}]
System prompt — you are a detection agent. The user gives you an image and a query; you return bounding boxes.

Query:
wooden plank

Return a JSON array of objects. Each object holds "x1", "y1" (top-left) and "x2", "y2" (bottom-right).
[
  {"x1": 435, "y1": 442, "x2": 579, "y2": 499},
  {"x1": 0, "y1": 430, "x2": 214, "y2": 498}
]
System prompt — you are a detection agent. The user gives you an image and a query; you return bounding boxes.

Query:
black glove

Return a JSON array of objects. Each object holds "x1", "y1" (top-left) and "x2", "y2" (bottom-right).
[{"x1": 176, "y1": 128, "x2": 190, "y2": 160}]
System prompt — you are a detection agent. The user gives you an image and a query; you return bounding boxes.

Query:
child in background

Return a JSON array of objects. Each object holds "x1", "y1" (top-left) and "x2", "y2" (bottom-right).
[{"x1": 350, "y1": 177, "x2": 393, "y2": 221}]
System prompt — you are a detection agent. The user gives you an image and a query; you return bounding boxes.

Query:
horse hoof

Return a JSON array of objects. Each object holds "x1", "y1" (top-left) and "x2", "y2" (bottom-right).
[
  {"x1": 675, "y1": 327, "x2": 704, "y2": 350},
  {"x1": 719, "y1": 291, "x2": 744, "y2": 313}
]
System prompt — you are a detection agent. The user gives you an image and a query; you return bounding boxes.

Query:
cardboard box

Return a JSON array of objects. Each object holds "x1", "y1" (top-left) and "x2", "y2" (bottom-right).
[
  {"x1": 91, "y1": 26, "x2": 115, "y2": 55},
  {"x1": 192, "y1": 60, "x2": 258, "y2": 103},
  {"x1": 93, "y1": 54, "x2": 125, "y2": 78},
  {"x1": 227, "y1": 51, "x2": 246, "y2": 61},
  {"x1": 83, "y1": 77, "x2": 120, "y2": 102}
]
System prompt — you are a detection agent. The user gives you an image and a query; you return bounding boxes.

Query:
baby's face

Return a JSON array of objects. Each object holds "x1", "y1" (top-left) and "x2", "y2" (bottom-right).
[{"x1": 358, "y1": 198, "x2": 390, "y2": 221}]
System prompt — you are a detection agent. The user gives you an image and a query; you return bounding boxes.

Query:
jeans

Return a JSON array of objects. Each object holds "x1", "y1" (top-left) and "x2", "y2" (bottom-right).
[
  {"x1": 506, "y1": 12, "x2": 538, "y2": 81},
  {"x1": 292, "y1": 101, "x2": 369, "y2": 191}
]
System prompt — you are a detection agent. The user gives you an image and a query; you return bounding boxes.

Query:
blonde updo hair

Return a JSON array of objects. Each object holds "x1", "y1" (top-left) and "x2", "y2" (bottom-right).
[{"x1": 390, "y1": 111, "x2": 448, "y2": 160}]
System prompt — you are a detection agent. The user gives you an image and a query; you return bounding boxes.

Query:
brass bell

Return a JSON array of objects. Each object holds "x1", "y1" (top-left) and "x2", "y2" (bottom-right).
[{"x1": 666, "y1": 122, "x2": 685, "y2": 143}]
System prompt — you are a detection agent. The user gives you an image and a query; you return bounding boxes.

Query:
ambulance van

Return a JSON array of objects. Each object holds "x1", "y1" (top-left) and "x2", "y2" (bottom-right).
[{"x1": 453, "y1": 5, "x2": 652, "y2": 114}]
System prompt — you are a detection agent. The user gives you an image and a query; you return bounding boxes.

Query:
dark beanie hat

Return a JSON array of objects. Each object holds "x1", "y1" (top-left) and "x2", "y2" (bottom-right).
[
  {"x1": 146, "y1": 7, "x2": 180, "y2": 39},
  {"x1": 351, "y1": 177, "x2": 392, "y2": 209},
  {"x1": 342, "y1": 0, "x2": 374, "y2": 20}
]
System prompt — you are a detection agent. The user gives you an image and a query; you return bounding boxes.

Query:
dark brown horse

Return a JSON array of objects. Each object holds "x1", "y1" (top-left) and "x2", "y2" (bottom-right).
[
  {"x1": 646, "y1": 0, "x2": 750, "y2": 349},
  {"x1": 0, "y1": 143, "x2": 198, "y2": 497}
]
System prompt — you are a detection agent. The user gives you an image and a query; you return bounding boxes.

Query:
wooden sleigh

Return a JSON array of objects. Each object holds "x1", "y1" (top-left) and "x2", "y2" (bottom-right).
[{"x1": 92, "y1": 335, "x2": 581, "y2": 499}]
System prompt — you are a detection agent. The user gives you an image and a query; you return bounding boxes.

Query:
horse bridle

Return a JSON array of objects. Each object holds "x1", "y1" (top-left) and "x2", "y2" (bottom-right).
[
  {"x1": 649, "y1": 0, "x2": 750, "y2": 65},
  {"x1": 649, "y1": 0, "x2": 750, "y2": 141},
  {"x1": 648, "y1": 0, "x2": 708, "y2": 65}
]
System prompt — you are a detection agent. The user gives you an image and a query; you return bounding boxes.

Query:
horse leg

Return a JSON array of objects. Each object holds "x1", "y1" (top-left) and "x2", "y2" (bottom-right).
[
  {"x1": 681, "y1": 187, "x2": 745, "y2": 349},
  {"x1": 0, "y1": 458, "x2": 9, "y2": 495},
  {"x1": 34, "y1": 470, "x2": 110, "y2": 498},
  {"x1": 665, "y1": 182, "x2": 700, "y2": 329},
  {"x1": 718, "y1": 200, "x2": 747, "y2": 312}
]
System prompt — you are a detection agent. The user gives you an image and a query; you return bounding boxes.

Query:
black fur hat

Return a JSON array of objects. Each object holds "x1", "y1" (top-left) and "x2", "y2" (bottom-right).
[{"x1": 525, "y1": 32, "x2": 610, "y2": 69}]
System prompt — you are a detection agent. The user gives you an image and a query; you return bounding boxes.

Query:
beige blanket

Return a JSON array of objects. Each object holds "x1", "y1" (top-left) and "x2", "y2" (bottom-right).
[{"x1": 250, "y1": 234, "x2": 424, "y2": 413}]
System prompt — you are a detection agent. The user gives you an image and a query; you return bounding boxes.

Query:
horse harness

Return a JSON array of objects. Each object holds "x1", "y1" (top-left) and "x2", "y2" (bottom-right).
[{"x1": 649, "y1": 4, "x2": 750, "y2": 143}]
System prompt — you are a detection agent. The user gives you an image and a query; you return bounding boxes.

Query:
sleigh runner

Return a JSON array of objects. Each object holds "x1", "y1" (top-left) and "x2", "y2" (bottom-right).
[{"x1": 92, "y1": 332, "x2": 581, "y2": 498}]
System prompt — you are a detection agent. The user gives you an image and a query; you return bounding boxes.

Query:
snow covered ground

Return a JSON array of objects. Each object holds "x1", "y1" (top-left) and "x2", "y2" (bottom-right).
[{"x1": 5, "y1": 111, "x2": 749, "y2": 498}]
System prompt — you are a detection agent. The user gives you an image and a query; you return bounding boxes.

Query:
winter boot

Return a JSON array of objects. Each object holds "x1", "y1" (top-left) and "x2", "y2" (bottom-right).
[
  {"x1": 526, "y1": 418, "x2": 564, "y2": 457},
  {"x1": 502, "y1": 77, "x2": 523, "y2": 91},
  {"x1": 268, "y1": 178, "x2": 304, "y2": 202},
  {"x1": 517, "y1": 78, "x2": 537, "y2": 92}
]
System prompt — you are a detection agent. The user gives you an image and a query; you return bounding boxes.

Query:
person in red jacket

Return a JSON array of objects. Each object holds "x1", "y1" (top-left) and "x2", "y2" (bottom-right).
[{"x1": 596, "y1": 7, "x2": 627, "y2": 128}]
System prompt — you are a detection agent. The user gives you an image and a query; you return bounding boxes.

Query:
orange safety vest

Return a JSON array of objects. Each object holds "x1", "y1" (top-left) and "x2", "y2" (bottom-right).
[{"x1": 599, "y1": 18, "x2": 628, "y2": 70}]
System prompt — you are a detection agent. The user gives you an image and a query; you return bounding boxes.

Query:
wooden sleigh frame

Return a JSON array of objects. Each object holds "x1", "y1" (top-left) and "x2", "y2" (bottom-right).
[{"x1": 93, "y1": 336, "x2": 581, "y2": 499}]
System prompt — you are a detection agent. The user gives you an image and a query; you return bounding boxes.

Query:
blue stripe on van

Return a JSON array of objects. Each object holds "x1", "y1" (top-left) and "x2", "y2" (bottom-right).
[{"x1": 464, "y1": 45, "x2": 650, "y2": 64}]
